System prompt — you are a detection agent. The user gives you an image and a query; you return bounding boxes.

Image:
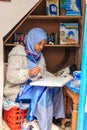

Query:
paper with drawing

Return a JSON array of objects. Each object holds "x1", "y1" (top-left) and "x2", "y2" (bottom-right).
[{"x1": 30, "y1": 74, "x2": 73, "y2": 87}]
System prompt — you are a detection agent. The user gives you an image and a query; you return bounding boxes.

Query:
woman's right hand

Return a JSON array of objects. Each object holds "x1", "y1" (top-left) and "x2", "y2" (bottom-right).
[{"x1": 28, "y1": 66, "x2": 41, "y2": 77}]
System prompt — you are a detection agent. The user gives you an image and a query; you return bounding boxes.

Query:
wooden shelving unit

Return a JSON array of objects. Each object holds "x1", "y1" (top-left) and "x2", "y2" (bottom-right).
[{"x1": 3, "y1": 0, "x2": 85, "y2": 73}]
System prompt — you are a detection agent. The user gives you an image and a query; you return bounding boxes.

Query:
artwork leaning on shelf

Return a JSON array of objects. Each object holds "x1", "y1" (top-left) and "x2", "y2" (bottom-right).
[
  {"x1": 60, "y1": 0, "x2": 81, "y2": 16},
  {"x1": 46, "y1": 0, "x2": 59, "y2": 15},
  {"x1": 60, "y1": 23, "x2": 79, "y2": 45}
]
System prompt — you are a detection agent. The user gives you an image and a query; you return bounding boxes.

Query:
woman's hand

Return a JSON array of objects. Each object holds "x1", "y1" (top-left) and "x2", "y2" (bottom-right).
[{"x1": 28, "y1": 66, "x2": 41, "y2": 77}]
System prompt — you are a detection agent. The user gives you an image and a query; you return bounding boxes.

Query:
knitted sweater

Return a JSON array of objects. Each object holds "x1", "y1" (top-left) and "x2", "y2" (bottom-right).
[{"x1": 4, "y1": 44, "x2": 53, "y2": 101}]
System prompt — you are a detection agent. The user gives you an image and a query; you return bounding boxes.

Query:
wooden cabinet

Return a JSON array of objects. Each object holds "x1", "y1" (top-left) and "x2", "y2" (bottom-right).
[{"x1": 3, "y1": 0, "x2": 85, "y2": 73}]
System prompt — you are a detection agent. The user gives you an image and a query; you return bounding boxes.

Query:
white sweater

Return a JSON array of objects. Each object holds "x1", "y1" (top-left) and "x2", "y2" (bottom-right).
[{"x1": 4, "y1": 45, "x2": 53, "y2": 101}]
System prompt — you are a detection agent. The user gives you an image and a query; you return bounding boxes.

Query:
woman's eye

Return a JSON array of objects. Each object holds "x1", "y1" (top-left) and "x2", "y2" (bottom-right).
[{"x1": 39, "y1": 42, "x2": 41, "y2": 45}]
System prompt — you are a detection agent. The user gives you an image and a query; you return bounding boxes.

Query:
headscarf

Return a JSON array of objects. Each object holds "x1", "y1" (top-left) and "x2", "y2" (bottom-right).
[
  {"x1": 24, "y1": 28, "x2": 47, "y2": 68},
  {"x1": 24, "y1": 28, "x2": 47, "y2": 56}
]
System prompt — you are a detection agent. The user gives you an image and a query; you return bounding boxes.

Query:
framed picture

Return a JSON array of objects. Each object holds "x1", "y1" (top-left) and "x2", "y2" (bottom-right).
[{"x1": 60, "y1": 23, "x2": 79, "y2": 45}]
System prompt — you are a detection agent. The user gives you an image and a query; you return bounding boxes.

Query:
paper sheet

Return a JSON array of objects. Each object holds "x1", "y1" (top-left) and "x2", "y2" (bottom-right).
[{"x1": 30, "y1": 74, "x2": 73, "y2": 87}]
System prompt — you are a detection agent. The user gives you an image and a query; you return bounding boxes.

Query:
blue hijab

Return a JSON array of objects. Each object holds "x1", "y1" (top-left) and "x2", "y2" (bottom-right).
[{"x1": 24, "y1": 28, "x2": 47, "y2": 69}]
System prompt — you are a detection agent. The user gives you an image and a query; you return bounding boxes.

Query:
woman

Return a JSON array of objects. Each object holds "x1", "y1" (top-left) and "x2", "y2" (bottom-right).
[{"x1": 4, "y1": 28, "x2": 65, "y2": 130}]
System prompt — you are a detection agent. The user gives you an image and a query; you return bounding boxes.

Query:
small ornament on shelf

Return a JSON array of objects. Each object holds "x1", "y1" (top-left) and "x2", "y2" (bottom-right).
[
  {"x1": 47, "y1": 32, "x2": 58, "y2": 45},
  {"x1": 13, "y1": 32, "x2": 27, "y2": 44}
]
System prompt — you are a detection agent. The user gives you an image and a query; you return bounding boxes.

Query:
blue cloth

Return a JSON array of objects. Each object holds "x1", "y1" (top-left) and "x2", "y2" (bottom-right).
[
  {"x1": 66, "y1": 80, "x2": 79, "y2": 94},
  {"x1": 18, "y1": 77, "x2": 55, "y2": 121},
  {"x1": 66, "y1": 71, "x2": 81, "y2": 94},
  {"x1": 16, "y1": 79, "x2": 53, "y2": 121},
  {"x1": 73, "y1": 71, "x2": 81, "y2": 80}
]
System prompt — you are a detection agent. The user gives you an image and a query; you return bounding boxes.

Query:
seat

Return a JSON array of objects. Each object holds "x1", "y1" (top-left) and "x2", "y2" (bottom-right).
[{"x1": 63, "y1": 85, "x2": 79, "y2": 130}]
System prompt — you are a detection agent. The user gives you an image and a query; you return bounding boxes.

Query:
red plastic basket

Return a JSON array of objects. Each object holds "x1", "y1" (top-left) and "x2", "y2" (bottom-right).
[{"x1": 3, "y1": 107, "x2": 28, "y2": 130}]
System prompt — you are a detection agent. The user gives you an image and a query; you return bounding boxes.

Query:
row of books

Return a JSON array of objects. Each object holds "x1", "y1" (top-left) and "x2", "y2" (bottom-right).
[
  {"x1": 13, "y1": 32, "x2": 27, "y2": 44},
  {"x1": 46, "y1": 0, "x2": 81, "y2": 16},
  {"x1": 13, "y1": 23, "x2": 79, "y2": 45}
]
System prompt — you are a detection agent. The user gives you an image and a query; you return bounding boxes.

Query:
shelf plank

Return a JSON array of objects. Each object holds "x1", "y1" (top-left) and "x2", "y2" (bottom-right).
[
  {"x1": 5, "y1": 43, "x2": 18, "y2": 46},
  {"x1": 27, "y1": 15, "x2": 82, "y2": 20},
  {"x1": 45, "y1": 44, "x2": 80, "y2": 47},
  {"x1": 5, "y1": 43, "x2": 80, "y2": 48}
]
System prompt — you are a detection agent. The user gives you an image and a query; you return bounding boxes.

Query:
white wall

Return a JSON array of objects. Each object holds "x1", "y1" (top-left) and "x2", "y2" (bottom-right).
[
  {"x1": 0, "y1": 0, "x2": 39, "y2": 37},
  {"x1": 0, "y1": 0, "x2": 38, "y2": 129}
]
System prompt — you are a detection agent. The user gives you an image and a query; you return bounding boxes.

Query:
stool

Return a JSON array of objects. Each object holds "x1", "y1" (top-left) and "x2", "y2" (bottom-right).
[{"x1": 63, "y1": 85, "x2": 79, "y2": 130}]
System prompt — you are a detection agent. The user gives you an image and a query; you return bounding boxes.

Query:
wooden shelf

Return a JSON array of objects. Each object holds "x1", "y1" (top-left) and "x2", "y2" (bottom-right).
[
  {"x1": 45, "y1": 44, "x2": 80, "y2": 47},
  {"x1": 5, "y1": 43, "x2": 80, "y2": 48},
  {"x1": 5, "y1": 43, "x2": 17, "y2": 46},
  {"x1": 27, "y1": 15, "x2": 82, "y2": 20}
]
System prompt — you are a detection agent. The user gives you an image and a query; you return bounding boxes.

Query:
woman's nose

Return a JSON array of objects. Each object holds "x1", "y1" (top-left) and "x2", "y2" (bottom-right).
[{"x1": 40, "y1": 45, "x2": 44, "y2": 50}]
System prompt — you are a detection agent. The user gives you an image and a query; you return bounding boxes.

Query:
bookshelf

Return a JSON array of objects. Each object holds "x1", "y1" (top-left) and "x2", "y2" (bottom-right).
[{"x1": 3, "y1": 0, "x2": 85, "y2": 73}]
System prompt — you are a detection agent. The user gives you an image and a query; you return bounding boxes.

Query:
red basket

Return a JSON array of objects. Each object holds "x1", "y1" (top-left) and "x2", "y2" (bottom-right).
[{"x1": 3, "y1": 107, "x2": 28, "y2": 130}]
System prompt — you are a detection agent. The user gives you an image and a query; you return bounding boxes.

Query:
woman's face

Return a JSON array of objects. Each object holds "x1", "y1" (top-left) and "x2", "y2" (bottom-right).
[{"x1": 34, "y1": 39, "x2": 47, "y2": 53}]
